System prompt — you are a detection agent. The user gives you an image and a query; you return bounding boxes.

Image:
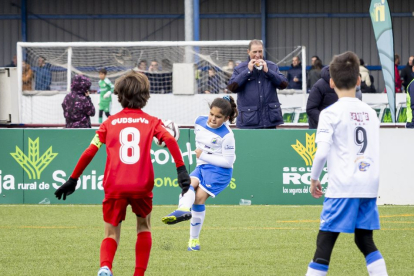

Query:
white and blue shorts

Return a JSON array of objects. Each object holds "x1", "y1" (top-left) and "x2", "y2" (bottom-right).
[
  {"x1": 190, "y1": 164, "x2": 233, "y2": 198},
  {"x1": 319, "y1": 198, "x2": 380, "y2": 233}
]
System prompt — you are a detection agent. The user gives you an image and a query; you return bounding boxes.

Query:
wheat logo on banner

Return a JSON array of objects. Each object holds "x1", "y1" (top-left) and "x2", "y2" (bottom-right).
[
  {"x1": 291, "y1": 133, "x2": 316, "y2": 166},
  {"x1": 10, "y1": 137, "x2": 58, "y2": 179}
]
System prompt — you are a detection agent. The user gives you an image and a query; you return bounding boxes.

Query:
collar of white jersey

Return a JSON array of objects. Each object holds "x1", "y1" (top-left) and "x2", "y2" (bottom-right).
[{"x1": 338, "y1": 97, "x2": 360, "y2": 102}]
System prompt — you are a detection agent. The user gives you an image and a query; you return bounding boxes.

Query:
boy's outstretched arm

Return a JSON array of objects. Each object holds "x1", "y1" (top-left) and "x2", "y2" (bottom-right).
[
  {"x1": 161, "y1": 132, "x2": 191, "y2": 195},
  {"x1": 54, "y1": 135, "x2": 102, "y2": 200}
]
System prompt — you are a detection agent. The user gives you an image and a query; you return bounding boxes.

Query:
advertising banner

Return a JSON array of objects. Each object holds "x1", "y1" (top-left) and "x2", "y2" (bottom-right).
[
  {"x1": 370, "y1": 0, "x2": 395, "y2": 122},
  {"x1": 0, "y1": 129, "x2": 326, "y2": 205}
]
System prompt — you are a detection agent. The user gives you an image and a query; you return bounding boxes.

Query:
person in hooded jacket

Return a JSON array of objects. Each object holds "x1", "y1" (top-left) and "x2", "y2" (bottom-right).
[
  {"x1": 62, "y1": 75, "x2": 96, "y2": 128},
  {"x1": 306, "y1": 66, "x2": 338, "y2": 129}
]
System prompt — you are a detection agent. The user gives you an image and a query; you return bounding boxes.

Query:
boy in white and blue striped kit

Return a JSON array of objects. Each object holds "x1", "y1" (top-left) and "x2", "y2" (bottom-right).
[
  {"x1": 162, "y1": 95, "x2": 238, "y2": 251},
  {"x1": 306, "y1": 51, "x2": 387, "y2": 276}
]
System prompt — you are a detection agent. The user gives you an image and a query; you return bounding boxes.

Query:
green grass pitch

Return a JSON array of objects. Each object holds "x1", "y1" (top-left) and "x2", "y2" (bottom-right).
[{"x1": 0, "y1": 205, "x2": 413, "y2": 275}]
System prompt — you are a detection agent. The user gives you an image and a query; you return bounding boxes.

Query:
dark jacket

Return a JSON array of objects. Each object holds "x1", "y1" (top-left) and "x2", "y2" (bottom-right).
[
  {"x1": 306, "y1": 66, "x2": 338, "y2": 129},
  {"x1": 227, "y1": 58, "x2": 288, "y2": 129},
  {"x1": 287, "y1": 62, "x2": 302, "y2": 89},
  {"x1": 400, "y1": 63, "x2": 414, "y2": 91},
  {"x1": 34, "y1": 64, "x2": 52, "y2": 90},
  {"x1": 307, "y1": 68, "x2": 321, "y2": 90},
  {"x1": 62, "y1": 75, "x2": 95, "y2": 128}
]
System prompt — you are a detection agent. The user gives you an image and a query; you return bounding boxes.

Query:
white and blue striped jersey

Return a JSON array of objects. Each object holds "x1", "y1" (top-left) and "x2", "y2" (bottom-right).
[{"x1": 194, "y1": 116, "x2": 236, "y2": 168}]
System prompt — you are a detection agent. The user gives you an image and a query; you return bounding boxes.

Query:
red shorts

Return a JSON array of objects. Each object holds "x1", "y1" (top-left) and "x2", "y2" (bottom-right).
[{"x1": 102, "y1": 197, "x2": 153, "y2": 227}]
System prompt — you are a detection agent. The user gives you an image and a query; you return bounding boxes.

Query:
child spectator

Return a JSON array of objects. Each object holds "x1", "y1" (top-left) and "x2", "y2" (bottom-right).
[
  {"x1": 98, "y1": 69, "x2": 114, "y2": 123},
  {"x1": 62, "y1": 75, "x2": 95, "y2": 128}
]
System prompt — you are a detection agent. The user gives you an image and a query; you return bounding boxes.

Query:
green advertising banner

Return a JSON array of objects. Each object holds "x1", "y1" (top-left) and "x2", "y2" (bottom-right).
[
  {"x1": 0, "y1": 129, "x2": 24, "y2": 203},
  {"x1": 0, "y1": 129, "x2": 326, "y2": 205},
  {"x1": 208, "y1": 129, "x2": 326, "y2": 205}
]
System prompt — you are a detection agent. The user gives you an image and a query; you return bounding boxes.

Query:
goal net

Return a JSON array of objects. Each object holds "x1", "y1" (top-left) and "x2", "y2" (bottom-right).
[{"x1": 16, "y1": 41, "x2": 306, "y2": 125}]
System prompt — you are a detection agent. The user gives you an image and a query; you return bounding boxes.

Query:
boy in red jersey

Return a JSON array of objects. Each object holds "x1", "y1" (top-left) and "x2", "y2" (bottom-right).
[{"x1": 54, "y1": 71, "x2": 191, "y2": 276}]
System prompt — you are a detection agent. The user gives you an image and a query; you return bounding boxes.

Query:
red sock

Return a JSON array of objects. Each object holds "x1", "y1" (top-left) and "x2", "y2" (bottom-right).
[
  {"x1": 134, "y1": 231, "x2": 152, "y2": 276},
  {"x1": 100, "y1": 237, "x2": 118, "y2": 270}
]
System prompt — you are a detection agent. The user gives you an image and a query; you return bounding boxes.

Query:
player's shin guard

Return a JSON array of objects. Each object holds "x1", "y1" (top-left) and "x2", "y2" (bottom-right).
[
  {"x1": 306, "y1": 262, "x2": 328, "y2": 276},
  {"x1": 134, "y1": 231, "x2": 152, "y2": 276},
  {"x1": 366, "y1": 251, "x2": 388, "y2": 276},
  {"x1": 178, "y1": 186, "x2": 195, "y2": 210},
  {"x1": 100, "y1": 237, "x2": 118, "y2": 270},
  {"x1": 190, "y1": 204, "x2": 205, "y2": 239}
]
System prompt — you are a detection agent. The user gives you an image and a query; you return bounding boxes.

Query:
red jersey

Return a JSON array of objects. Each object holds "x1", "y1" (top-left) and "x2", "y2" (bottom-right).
[{"x1": 97, "y1": 108, "x2": 170, "y2": 199}]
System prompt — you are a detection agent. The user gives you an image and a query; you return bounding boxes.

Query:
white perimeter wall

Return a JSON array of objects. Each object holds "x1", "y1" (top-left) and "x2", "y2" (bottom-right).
[
  {"x1": 21, "y1": 92, "x2": 407, "y2": 126},
  {"x1": 378, "y1": 129, "x2": 414, "y2": 205}
]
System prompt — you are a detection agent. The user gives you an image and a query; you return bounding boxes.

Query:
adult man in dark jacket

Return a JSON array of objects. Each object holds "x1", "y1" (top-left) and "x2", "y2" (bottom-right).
[
  {"x1": 287, "y1": 56, "x2": 302, "y2": 89},
  {"x1": 400, "y1": 56, "x2": 414, "y2": 92},
  {"x1": 306, "y1": 66, "x2": 338, "y2": 129},
  {"x1": 227, "y1": 39, "x2": 288, "y2": 129}
]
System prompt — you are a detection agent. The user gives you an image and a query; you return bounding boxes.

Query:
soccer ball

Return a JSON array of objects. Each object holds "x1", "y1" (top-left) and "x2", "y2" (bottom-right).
[{"x1": 153, "y1": 120, "x2": 180, "y2": 147}]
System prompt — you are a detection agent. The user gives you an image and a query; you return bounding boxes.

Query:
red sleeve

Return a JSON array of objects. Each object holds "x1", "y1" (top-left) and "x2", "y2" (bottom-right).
[
  {"x1": 96, "y1": 120, "x2": 107, "y2": 144},
  {"x1": 162, "y1": 132, "x2": 185, "y2": 168},
  {"x1": 71, "y1": 144, "x2": 99, "y2": 179}
]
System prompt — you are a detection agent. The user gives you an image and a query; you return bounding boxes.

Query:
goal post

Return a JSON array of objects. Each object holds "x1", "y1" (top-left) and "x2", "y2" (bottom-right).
[{"x1": 16, "y1": 40, "x2": 251, "y2": 125}]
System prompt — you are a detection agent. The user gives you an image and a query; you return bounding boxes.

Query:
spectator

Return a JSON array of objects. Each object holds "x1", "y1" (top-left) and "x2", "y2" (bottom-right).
[
  {"x1": 147, "y1": 60, "x2": 164, "y2": 93},
  {"x1": 307, "y1": 59, "x2": 323, "y2": 91},
  {"x1": 235, "y1": 60, "x2": 242, "y2": 67},
  {"x1": 306, "y1": 66, "x2": 338, "y2": 129},
  {"x1": 201, "y1": 67, "x2": 222, "y2": 94},
  {"x1": 161, "y1": 59, "x2": 173, "y2": 93},
  {"x1": 149, "y1": 60, "x2": 159, "y2": 72},
  {"x1": 227, "y1": 39, "x2": 288, "y2": 129},
  {"x1": 33, "y1": 56, "x2": 52, "y2": 90},
  {"x1": 4, "y1": 55, "x2": 17, "y2": 67},
  {"x1": 407, "y1": 66, "x2": 414, "y2": 128},
  {"x1": 400, "y1": 55, "x2": 414, "y2": 92},
  {"x1": 22, "y1": 61, "x2": 33, "y2": 91},
  {"x1": 222, "y1": 60, "x2": 235, "y2": 75},
  {"x1": 62, "y1": 75, "x2": 95, "y2": 128},
  {"x1": 394, "y1": 54, "x2": 403, "y2": 93},
  {"x1": 311, "y1": 55, "x2": 321, "y2": 66},
  {"x1": 134, "y1": 60, "x2": 147, "y2": 72},
  {"x1": 287, "y1": 56, "x2": 302, "y2": 89},
  {"x1": 161, "y1": 59, "x2": 172, "y2": 71},
  {"x1": 359, "y1": 59, "x2": 376, "y2": 93},
  {"x1": 223, "y1": 60, "x2": 235, "y2": 93}
]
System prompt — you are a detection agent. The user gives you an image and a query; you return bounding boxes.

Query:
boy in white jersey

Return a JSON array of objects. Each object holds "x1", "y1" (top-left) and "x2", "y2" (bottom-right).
[
  {"x1": 161, "y1": 95, "x2": 238, "y2": 251},
  {"x1": 306, "y1": 52, "x2": 388, "y2": 276}
]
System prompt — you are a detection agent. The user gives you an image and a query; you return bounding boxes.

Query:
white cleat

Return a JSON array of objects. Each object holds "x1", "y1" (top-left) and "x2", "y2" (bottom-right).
[{"x1": 97, "y1": 266, "x2": 113, "y2": 276}]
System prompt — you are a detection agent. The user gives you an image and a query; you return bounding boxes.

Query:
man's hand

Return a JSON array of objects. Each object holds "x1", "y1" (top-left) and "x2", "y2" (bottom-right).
[
  {"x1": 248, "y1": 59, "x2": 256, "y2": 72},
  {"x1": 177, "y1": 165, "x2": 191, "y2": 195},
  {"x1": 310, "y1": 179, "x2": 323, "y2": 199},
  {"x1": 54, "y1": 177, "x2": 78, "y2": 200},
  {"x1": 256, "y1": 59, "x2": 268, "y2": 72}
]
